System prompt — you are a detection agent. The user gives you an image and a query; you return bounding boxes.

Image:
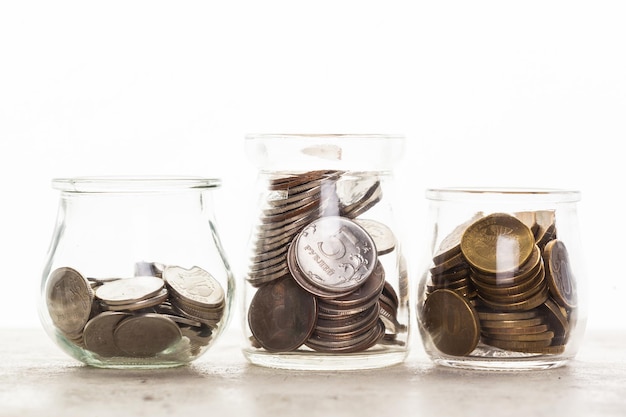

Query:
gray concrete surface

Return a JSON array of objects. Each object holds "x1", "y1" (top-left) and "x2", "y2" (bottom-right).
[{"x1": 1, "y1": 327, "x2": 625, "y2": 417}]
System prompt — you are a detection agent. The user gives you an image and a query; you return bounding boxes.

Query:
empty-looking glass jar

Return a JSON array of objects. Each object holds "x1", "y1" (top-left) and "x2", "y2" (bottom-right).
[
  {"x1": 242, "y1": 134, "x2": 410, "y2": 370},
  {"x1": 417, "y1": 188, "x2": 587, "y2": 370},
  {"x1": 39, "y1": 177, "x2": 235, "y2": 368}
]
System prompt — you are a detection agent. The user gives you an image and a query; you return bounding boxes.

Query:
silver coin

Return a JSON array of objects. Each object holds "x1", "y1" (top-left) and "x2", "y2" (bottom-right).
[
  {"x1": 314, "y1": 303, "x2": 380, "y2": 334},
  {"x1": 83, "y1": 311, "x2": 130, "y2": 357},
  {"x1": 163, "y1": 265, "x2": 225, "y2": 308},
  {"x1": 335, "y1": 173, "x2": 378, "y2": 208},
  {"x1": 113, "y1": 314, "x2": 182, "y2": 357},
  {"x1": 306, "y1": 319, "x2": 385, "y2": 353},
  {"x1": 95, "y1": 276, "x2": 165, "y2": 305},
  {"x1": 288, "y1": 240, "x2": 355, "y2": 299},
  {"x1": 354, "y1": 218, "x2": 396, "y2": 256},
  {"x1": 321, "y1": 261, "x2": 385, "y2": 308},
  {"x1": 294, "y1": 216, "x2": 377, "y2": 294},
  {"x1": 337, "y1": 177, "x2": 382, "y2": 218},
  {"x1": 46, "y1": 267, "x2": 94, "y2": 336},
  {"x1": 103, "y1": 289, "x2": 169, "y2": 312}
]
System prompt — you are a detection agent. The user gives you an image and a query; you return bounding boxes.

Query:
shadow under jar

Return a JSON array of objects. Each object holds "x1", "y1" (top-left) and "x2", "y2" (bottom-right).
[
  {"x1": 417, "y1": 188, "x2": 587, "y2": 371},
  {"x1": 39, "y1": 177, "x2": 235, "y2": 368},
  {"x1": 242, "y1": 134, "x2": 410, "y2": 370}
]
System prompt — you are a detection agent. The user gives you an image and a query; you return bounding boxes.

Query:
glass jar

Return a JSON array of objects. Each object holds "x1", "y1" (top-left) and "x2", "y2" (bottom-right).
[
  {"x1": 39, "y1": 177, "x2": 235, "y2": 368},
  {"x1": 241, "y1": 134, "x2": 410, "y2": 370},
  {"x1": 417, "y1": 188, "x2": 587, "y2": 370}
]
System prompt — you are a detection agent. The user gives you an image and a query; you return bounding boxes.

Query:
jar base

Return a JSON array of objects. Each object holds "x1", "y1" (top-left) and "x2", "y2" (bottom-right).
[
  {"x1": 431, "y1": 355, "x2": 571, "y2": 371},
  {"x1": 243, "y1": 348, "x2": 408, "y2": 371}
]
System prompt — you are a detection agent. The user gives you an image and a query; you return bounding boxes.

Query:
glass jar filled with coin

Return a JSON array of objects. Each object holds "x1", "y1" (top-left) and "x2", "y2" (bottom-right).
[
  {"x1": 39, "y1": 177, "x2": 235, "y2": 368},
  {"x1": 241, "y1": 134, "x2": 410, "y2": 370},
  {"x1": 417, "y1": 188, "x2": 587, "y2": 370}
]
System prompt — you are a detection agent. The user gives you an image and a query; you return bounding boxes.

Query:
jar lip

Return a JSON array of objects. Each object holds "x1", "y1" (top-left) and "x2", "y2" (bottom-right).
[
  {"x1": 426, "y1": 187, "x2": 581, "y2": 202},
  {"x1": 52, "y1": 176, "x2": 221, "y2": 192},
  {"x1": 245, "y1": 133, "x2": 404, "y2": 141}
]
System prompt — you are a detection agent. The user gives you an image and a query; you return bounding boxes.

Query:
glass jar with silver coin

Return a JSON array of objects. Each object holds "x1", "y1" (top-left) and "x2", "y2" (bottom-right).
[
  {"x1": 241, "y1": 134, "x2": 410, "y2": 370},
  {"x1": 39, "y1": 177, "x2": 235, "y2": 368},
  {"x1": 417, "y1": 188, "x2": 587, "y2": 370}
]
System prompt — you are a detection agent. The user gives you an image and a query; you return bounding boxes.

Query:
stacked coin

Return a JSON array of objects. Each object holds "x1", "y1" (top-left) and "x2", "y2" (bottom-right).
[
  {"x1": 247, "y1": 170, "x2": 343, "y2": 288},
  {"x1": 247, "y1": 170, "x2": 405, "y2": 353},
  {"x1": 422, "y1": 211, "x2": 577, "y2": 356},
  {"x1": 45, "y1": 263, "x2": 225, "y2": 359},
  {"x1": 426, "y1": 213, "x2": 483, "y2": 300},
  {"x1": 163, "y1": 265, "x2": 226, "y2": 328}
]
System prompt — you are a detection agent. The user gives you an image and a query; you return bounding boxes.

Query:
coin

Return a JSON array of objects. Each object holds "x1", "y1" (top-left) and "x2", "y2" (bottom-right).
[
  {"x1": 477, "y1": 284, "x2": 549, "y2": 311},
  {"x1": 322, "y1": 261, "x2": 385, "y2": 308},
  {"x1": 248, "y1": 277, "x2": 317, "y2": 352},
  {"x1": 481, "y1": 337, "x2": 552, "y2": 351},
  {"x1": 46, "y1": 267, "x2": 94, "y2": 336},
  {"x1": 113, "y1": 314, "x2": 182, "y2": 357},
  {"x1": 293, "y1": 216, "x2": 377, "y2": 294},
  {"x1": 95, "y1": 276, "x2": 165, "y2": 305},
  {"x1": 543, "y1": 239, "x2": 577, "y2": 309},
  {"x1": 482, "y1": 323, "x2": 549, "y2": 335},
  {"x1": 541, "y1": 298, "x2": 570, "y2": 343},
  {"x1": 163, "y1": 265, "x2": 225, "y2": 308},
  {"x1": 461, "y1": 213, "x2": 535, "y2": 274},
  {"x1": 339, "y1": 179, "x2": 383, "y2": 219},
  {"x1": 83, "y1": 311, "x2": 130, "y2": 357},
  {"x1": 314, "y1": 303, "x2": 380, "y2": 334},
  {"x1": 432, "y1": 212, "x2": 484, "y2": 265},
  {"x1": 476, "y1": 309, "x2": 539, "y2": 321},
  {"x1": 103, "y1": 289, "x2": 169, "y2": 312},
  {"x1": 423, "y1": 289, "x2": 480, "y2": 356},
  {"x1": 306, "y1": 319, "x2": 385, "y2": 353},
  {"x1": 354, "y1": 218, "x2": 396, "y2": 256}
]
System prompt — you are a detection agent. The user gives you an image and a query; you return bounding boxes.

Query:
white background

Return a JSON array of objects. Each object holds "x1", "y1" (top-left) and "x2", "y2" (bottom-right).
[{"x1": 1, "y1": 1, "x2": 624, "y2": 333}]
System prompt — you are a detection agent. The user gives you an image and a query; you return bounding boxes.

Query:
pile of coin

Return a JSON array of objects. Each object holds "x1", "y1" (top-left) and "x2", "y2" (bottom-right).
[
  {"x1": 423, "y1": 211, "x2": 577, "y2": 356},
  {"x1": 45, "y1": 263, "x2": 225, "y2": 359},
  {"x1": 247, "y1": 170, "x2": 405, "y2": 353}
]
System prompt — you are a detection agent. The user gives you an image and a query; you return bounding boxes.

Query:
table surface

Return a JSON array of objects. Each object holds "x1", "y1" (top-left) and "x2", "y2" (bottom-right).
[{"x1": 1, "y1": 327, "x2": 625, "y2": 417}]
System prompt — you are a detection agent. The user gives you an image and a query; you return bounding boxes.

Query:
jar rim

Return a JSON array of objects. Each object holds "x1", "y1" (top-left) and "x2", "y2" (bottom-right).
[
  {"x1": 426, "y1": 187, "x2": 581, "y2": 202},
  {"x1": 52, "y1": 176, "x2": 221, "y2": 192},
  {"x1": 245, "y1": 133, "x2": 404, "y2": 141}
]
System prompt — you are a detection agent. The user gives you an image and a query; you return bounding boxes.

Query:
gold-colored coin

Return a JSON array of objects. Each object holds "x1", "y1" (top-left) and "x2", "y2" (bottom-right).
[
  {"x1": 470, "y1": 244, "x2": 542, "y2": 284},
  {"x1": 432, "y1": 212, "x2": 484, "y2": 265},
  {"x1": 484, "y1": 330, "x2": 554, "y2": 342},
  {"x1": 477, "y1": 284, "x2": 549, "y2": 312},
  {"x1": 541, "y1": 298, "x2": 570, "y2": 343},
  {"x1": 482, "y1": 324, "x2": 549, "y2": 335},
  {"x1": 423, "y1": 289, "x2": 480, "y2": 356},
  {"x1": 476, "y1": 309, "x2": 538, "y2": 321},
  {"x1": 482, "y1": 337, "x2": 553, "y2": 352},
  {"x1": 480, "y1": 317, "x2": 544, "y2": 329},
  {"x1": 543, "y1": 239, "x2": 577, "y2": 309},
  {"x1": 461, "y1": 213, "x2": 535, "y2": 274}
]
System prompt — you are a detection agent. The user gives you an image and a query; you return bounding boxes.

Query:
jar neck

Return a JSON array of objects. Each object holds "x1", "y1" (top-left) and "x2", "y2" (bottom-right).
[{"x1": 245, "y1": 134, "x2": 405, "y2": 172}]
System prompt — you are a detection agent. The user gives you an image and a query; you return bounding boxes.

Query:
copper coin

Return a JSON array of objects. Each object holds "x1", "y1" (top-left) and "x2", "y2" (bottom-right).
[
  {"x1": 248, "y1": 277, "x2": 317, "y2": 352},
  {"x1": 461, "y1": 213, "x2": 535, "y2": 274},
  {"x1": 423, "y1": 289, "x2": 480, "y2": 356}
]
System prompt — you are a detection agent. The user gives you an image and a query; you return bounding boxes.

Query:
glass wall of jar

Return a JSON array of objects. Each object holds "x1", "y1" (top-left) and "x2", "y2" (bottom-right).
[
  {"x1": 39, "y1": 177, "x2": 235, "y2": 368},
  {"x1": 417, "y1": 188, "x2": 587, "y2": 370},
  {"x1": 241, "y1": 134, "x2": 410, "y2": 370}
]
